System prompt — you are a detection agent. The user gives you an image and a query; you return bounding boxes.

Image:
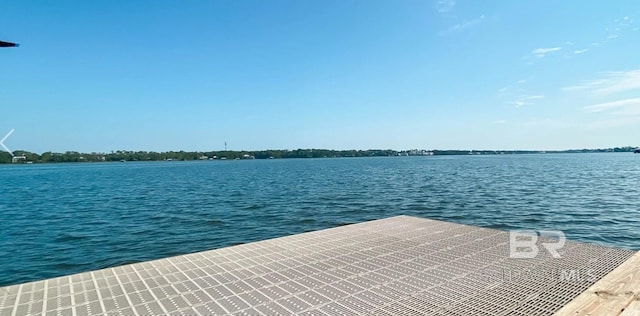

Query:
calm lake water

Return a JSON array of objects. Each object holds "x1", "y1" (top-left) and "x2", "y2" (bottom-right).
[{"x1": 1, "y1": 154, "x2": 639, "y2": 286}]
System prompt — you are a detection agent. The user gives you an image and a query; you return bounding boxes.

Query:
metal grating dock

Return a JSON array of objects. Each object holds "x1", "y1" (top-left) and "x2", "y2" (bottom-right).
[{"x1": 0, "y1": 215, "x2": 636, "y2": 316}]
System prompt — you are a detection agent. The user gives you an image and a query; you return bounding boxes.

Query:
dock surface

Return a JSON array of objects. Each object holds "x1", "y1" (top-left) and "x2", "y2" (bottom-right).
[{"x1": 0, "y1": 215, "x2": 636, "y2": 315}]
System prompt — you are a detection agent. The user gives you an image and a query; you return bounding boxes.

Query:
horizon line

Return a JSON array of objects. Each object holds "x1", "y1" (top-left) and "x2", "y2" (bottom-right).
[{"x1": 2, "y1": 146, "x2": 639, "y2": 156}]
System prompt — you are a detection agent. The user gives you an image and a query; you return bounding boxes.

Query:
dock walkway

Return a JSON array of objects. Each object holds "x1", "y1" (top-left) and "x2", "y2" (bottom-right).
[{"x1": 0, "y1": 215, "x2": 637, "y2": 315}]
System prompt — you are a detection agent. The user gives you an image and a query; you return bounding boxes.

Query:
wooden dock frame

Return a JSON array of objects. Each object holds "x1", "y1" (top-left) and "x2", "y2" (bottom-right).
[{"x1": 554, "y1": 251, "x2": 640, "y2": 315}]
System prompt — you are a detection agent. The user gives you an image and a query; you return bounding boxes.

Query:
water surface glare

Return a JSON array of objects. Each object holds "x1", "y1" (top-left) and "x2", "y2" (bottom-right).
[{"x1": 1, "y1": 154, "x2": 639, "y2": 286}]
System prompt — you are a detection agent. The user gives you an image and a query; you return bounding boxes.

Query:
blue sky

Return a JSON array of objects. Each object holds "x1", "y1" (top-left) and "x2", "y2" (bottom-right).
[{"x1": 1, "y1": 1, "x2": 639, "y2": 152}]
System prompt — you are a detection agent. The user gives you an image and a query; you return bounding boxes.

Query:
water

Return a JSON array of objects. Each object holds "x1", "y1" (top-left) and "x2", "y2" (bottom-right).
[{"x1": 1, "y1": 153, "x2": 639, "y2": 286}]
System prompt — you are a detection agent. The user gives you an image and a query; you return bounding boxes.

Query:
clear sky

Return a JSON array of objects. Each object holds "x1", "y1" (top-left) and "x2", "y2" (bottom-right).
[{"x1": 1, "y1": 1, "x2": 639, "y2": 153}]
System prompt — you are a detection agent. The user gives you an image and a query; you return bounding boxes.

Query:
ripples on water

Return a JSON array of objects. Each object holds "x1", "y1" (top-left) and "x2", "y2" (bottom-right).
[{"x1": 1, "y1": 153, "x2": 639, "y2": 286}]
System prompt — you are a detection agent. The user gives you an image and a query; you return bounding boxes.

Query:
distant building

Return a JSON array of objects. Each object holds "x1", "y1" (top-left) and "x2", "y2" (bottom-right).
[
  {"x1": 399, "y1": 149, "x2": 434, "y2": 156},
  {"x1": 11, "y1": 155, "x2": 26, "y2": 163}
]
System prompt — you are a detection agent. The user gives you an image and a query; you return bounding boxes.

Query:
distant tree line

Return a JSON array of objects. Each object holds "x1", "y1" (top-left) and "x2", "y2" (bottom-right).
[
  {"x1": 433, "y1": 147, "x2": 638, "y2": 155},
  {"x1": 0, "y1": 149, "x2": 400, "y2": 164},
  {"x1": 0, "y1": 147, "x2": 637, "y2": 164}
]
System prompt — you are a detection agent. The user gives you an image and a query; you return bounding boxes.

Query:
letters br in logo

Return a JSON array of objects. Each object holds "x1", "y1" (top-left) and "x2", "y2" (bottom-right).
[{"x1": 509, "y1": 230, "x2": 566, "y2": 259}]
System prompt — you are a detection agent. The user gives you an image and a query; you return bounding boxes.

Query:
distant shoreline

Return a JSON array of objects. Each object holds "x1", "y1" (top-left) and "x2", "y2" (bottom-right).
[{"x1": 1, "y1": 147, "x2": 637, "y2": 164}]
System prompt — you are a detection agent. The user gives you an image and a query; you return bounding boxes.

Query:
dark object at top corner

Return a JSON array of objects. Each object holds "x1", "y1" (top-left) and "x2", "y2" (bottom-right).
[{"x1": 0, "y1": 41, "x2": 19, "y2": 48}]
